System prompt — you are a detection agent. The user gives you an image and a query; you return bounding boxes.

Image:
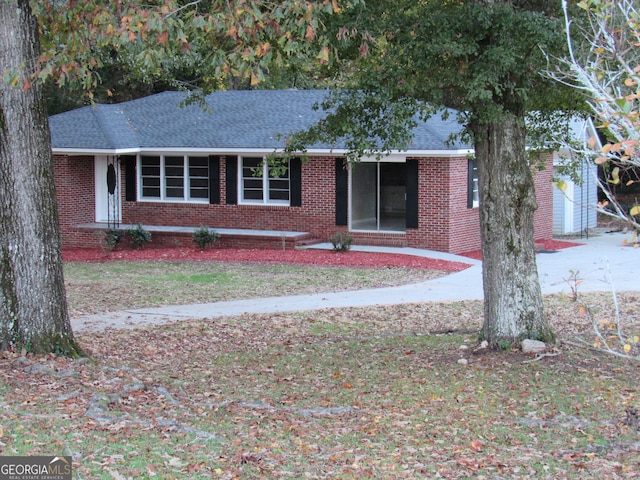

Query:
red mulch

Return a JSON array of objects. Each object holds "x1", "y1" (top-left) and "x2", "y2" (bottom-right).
[
  {"x1": 63, "y1": 239, "x2": 583, "y2": 270},
  {"x1": 459, "y1": 239, "x2": 584, "y2": 260},
  {"x1": 62, "y1": 247, "x2": 472, "y2": 272}
]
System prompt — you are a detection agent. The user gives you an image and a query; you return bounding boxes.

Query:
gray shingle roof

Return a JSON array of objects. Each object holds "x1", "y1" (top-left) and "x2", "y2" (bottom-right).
[{"x1": 49, "y1": 90, "x2": 471, "y2": 152}]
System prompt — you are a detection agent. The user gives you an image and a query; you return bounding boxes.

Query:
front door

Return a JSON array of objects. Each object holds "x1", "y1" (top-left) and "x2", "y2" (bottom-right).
[
  {"x1": 95, "y1": 155, "x2": 121, "y2": 225},
  {"x1": 351, "y1": 162, "x2": 406, "y2": 231}
]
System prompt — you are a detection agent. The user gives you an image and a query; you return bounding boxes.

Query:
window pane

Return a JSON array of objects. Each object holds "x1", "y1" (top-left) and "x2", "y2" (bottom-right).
[
  {"x1": 243, "y1": 157, "x2": 263, "y2": 170},
  {"x1": 190, "y1": 166, "x2": 208, "y2": 177},
  {"x1": 165, "y1": 156, "x2": 184, "y2": 166},
  {"x1": 267, "y1": 159, "x2": 289, "y2": 202},
  {"x1": 189, "y1": 157, "x2": 208, "y2": 169},
  {"x1": 141, "y1": 156, "x2": 160, "y2": 167},
  {"x1": 166, "y1": 187, "x2": 184, "y2": 198},
  {"x1": 351, "y1": 163, "x2": 377, "y2": 229},
  {"x1": 244, "y1": 179, "x2": 262, "y2": 189},
  {"x1": 165, "y1": 156, "x2": 184, "y2": 198},
  {"x1": 469, "y1": 160, "x2": 479, "y2": 208},
  {"x1": 144, "y1": 177, "x2": 160, "y2": 187},
  {"x1": 141, "y1": 165, "x2": 160, "y2": 176},
  {"x1": 166, "y1": 177, "x2": 184, "y2": 187},
  {"x1": 142, "y1": 187, "x2": 161, "y2": 197},
  {"x1": 244, "y1": 190, "x2": 263, "y2": 200},
  {"x1": 268, "y1": 178, "x2": 290, "y2": 202},
  {"x1": 188, "y1": 157, "x2": 209, "y2": 201},
  {"x1": 269, "y1": 190, "x2": 289, "y2": 201},
  {"x1": 190, "y1": 189, "x2": 209, "y2": 199},
  {"x1": 472, "y1": 179, "x2": 479, "y2": 206},
  {"x1": 140, "y1": 156, "x2": 161, "y2": 199},
  {"x1": 241, "y1": 157, "x2": 264, "y2": 202},
  {"x1": 269, "y1": 179, "x2": 289, "y2": 189},
  {"x1": 190, "y1": 178, "x2": 208, "y2": 188},
  {"x1": 165, "y1": 168, "x2": 183, "y2": 179}
]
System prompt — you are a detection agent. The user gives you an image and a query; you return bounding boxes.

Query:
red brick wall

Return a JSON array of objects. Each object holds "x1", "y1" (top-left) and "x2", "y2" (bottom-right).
[
  {"x1": 55, "y1": 153, "x2": 555, "y2": 253},
  {"x1": 122, "y1": 156, "x2": 338, "y2": 241},
  {"x1": 404, "y1": 155, "x2": 554, "y2": 254},
  {"x1": 403, "y1": 157, "x2": 481, "y2": 254},
  {"x1": 53, "y1": 155, "x2": 95, "y2": 248},
  {"x1": 532, "y1": 153, "x2": 554, "y2": 242}
]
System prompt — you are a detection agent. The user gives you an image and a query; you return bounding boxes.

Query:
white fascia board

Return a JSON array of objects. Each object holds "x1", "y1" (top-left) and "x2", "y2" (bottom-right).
[
  {"x1": 52, "y1": 148, "x2": 140, "y2": 156},
  {"x1": 304, "y1": 148, "x2": 474, "y2": 158},
  {"x1": 52, "y1": 146, "x2": 475, "y2": 158},
  {"x1": 136, "y1": 147, "x2": 475, "y2": 157},
  {"x1": 138, "y1": 147, "x2": 279, "y2": 156}
]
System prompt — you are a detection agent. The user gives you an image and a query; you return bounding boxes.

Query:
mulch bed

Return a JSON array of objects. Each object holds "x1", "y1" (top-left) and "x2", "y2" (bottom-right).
[
  {"x1": 62, "y1": 239, "x2": 583, "y2": 271},
  {"x1": 62, "y1": 247, "x2": 473, "y2": 272},
  {"x1": 459, "y1": 239, "x2": 584, "y2": 260}
]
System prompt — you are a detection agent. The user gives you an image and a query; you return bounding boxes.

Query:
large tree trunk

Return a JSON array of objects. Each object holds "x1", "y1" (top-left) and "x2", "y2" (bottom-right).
[
  {"x1": 472, "y1": 113, "x2": 555, "y2": 349},
  {"x1": 0, "y1": 0, "x2": 81, "y2": 355}
]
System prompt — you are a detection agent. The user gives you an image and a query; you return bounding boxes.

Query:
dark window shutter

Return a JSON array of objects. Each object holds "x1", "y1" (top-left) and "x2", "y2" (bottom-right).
[
  {"x1": 406, "y1": 159, "x2": 419, "y2": 229},
  {"x1": 122, "y1": 155, "x2": 137, "y2": 202},
  {"x1": 225, "y1": 155, "x2": 238, "y2": 205},
  {"x1": 335, "y1": 158, "x2": 348, "y2": 226},
  {"x1": 290, "y1": 157, "x2": 302, "y2": 207},
  {"x1": 209, "y1": 155, "x2": 220, "y2": 204}
]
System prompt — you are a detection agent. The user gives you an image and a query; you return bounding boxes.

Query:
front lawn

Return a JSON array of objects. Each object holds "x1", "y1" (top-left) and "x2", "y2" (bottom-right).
[{"x1": 1, "y1": 288, "x2": 639, "y2": 478}]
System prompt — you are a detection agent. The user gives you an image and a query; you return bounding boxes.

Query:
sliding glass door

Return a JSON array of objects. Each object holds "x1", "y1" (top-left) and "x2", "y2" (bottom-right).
[{"x1": 351, "y1": 162, "x2": 406, "y2": 231}]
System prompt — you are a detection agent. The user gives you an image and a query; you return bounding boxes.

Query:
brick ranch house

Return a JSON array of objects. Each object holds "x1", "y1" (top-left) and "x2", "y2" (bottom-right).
[{"x1": 49, "y1": 89, "x2": 554, "y2": 254}]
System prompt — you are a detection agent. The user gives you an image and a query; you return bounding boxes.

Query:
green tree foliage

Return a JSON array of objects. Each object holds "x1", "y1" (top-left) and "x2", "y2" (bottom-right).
[
  {"x1": 32, "y1": 0, "x2": 341, "y2": 112},
  {"x1": 288, "y1": 0, "x2": 583, "y2": 153}
]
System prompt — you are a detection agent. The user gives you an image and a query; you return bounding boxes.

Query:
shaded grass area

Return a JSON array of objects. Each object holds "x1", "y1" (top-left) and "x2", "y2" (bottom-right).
[
  {"x1": 1, "y1": 294, "x2": 639, "y2": 478},
  {"x1": 64, "y1": 261, "x2": 444, "y2": 316}
]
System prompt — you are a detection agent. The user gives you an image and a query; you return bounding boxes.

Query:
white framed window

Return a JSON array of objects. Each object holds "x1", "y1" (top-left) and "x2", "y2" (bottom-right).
[
  {"x1": 239, "y1": 156, "x2": 290, "y2": 205},
  {"x1": 468, "y1": 159, "x2": 479, "y2": 208},
  {"x1": 139, "y1": 154, "x2": 209, "y2": 202}
]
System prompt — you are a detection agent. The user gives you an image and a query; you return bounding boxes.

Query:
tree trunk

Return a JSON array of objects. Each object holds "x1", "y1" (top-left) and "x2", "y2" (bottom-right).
[
  {"x1": 472, "y1": 113, "x2": 555, "y2": 349},
  {"x1": 0, "y1": 0, "x2": 81, "y2": 355}
]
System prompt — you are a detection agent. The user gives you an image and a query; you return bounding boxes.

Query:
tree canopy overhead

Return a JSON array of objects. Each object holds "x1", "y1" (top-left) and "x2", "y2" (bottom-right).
[
  {"x1": 30, "y1": 0, "x2": 342, "y2": 108},
  {"x1": 287, "y1": 0, "x2": 583, "y2": 152}
]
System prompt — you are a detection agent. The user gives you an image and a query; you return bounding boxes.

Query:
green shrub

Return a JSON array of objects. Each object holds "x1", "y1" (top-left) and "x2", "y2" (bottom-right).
[
  {"x1": 127, "y1": 224, "x2": 152, "y2": 249},
  {"x1": 192, "y1": 226, "x2": 220, "y2": 249},
  {"x1": 104, "y1": 229, "x2": 125, "y2": 250},
  {"x1": 330, "y1": 233, "x2": 353, "y2": 252}
]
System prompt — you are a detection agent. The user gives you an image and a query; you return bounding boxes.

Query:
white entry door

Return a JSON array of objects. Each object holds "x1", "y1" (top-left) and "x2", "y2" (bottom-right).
[{"x1": 95, "y1": 156, "x2": 122, "y2": 224}]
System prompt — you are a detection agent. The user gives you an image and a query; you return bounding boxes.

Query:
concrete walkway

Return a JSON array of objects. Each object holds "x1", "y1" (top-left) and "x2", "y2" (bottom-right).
[{"x1": 71, "y1": 231, "x2": 639, "y2": 333}]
